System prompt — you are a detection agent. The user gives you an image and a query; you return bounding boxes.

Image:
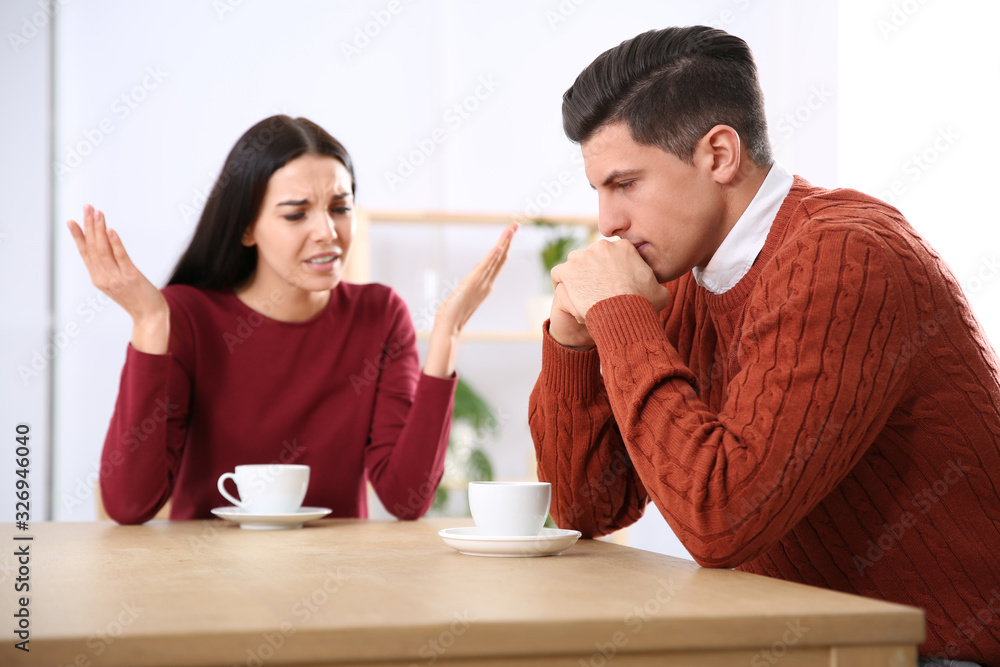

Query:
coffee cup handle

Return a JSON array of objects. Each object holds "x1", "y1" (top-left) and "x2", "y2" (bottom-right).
[{"x1": 217, "y1": 473, "x2": 245, "y2": 508}]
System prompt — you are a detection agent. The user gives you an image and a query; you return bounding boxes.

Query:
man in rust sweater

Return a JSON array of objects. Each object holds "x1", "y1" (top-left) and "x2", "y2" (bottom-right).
[{"x1": 529, "y1": 26, "x2": 1000, "y2": 666}]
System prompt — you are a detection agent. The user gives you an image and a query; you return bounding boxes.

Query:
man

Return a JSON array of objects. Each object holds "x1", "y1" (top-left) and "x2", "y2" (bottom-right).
[{"x1": 529, "y1": 26, "x2": 1000, "y2": 666}]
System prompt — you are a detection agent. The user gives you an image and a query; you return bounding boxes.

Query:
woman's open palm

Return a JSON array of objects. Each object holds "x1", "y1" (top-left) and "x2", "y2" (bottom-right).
[
  {"x1": 435, "y1": 222, "x2": 517, "y2": 334},
  {"x1": 67, "y1": 205, "x2": 170, "y2": 352}
]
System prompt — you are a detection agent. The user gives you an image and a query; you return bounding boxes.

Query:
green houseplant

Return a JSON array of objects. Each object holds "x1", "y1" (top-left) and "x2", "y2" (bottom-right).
[
  {"x1": 525, "y1": 221, "x2": 586, "y2": 331},
  {"x1": 432, "y1": 377, "x2": 499, "y2": 515},
  {"x1": 536, "y1": 220, "x2": 585, "y2": 278}
]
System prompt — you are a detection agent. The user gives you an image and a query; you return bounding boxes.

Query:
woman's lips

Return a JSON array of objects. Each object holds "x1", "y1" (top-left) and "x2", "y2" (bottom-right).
[{"x1": 304, "y1": 255, "x2": 341, "y2": 274}]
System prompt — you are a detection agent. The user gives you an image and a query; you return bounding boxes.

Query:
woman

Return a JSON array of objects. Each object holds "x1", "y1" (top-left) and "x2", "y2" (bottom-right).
[{"x1": 67, "y1": 115, "x2": 517, "y2": 524}]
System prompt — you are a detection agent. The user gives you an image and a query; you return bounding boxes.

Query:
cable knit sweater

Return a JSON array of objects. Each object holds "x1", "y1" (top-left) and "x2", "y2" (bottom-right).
[{"x1": 529, "y1": 177, "x2": 1000, "y2": 664}]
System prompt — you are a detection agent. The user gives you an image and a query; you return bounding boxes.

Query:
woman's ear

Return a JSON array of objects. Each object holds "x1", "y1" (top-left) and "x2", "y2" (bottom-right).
[
  {"x1": 697, "y1": 124, "x2": 741, "y2": 185},
  {"x1": 241, "y1": 225, "x2": 256, "y2": 248}
]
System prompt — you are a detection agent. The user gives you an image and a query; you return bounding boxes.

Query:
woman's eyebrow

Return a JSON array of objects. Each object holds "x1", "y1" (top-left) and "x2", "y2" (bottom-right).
[{"x1": 277, "y1": 192, "x2": 352, "y2": 207}]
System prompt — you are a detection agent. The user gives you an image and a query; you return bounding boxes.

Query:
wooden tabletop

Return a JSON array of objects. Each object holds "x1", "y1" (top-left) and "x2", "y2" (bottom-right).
[{"x1": 5, "y1": 518, "x2": 923, "y2": 666}]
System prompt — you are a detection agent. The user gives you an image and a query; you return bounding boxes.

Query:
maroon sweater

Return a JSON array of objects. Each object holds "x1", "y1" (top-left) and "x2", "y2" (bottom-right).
[
  {"x1": 530, "y1": 177, "x2": 1000, "y2": 664},
  {"x1": 100, "y1": 282, "x2": 456, "y2": 524}
]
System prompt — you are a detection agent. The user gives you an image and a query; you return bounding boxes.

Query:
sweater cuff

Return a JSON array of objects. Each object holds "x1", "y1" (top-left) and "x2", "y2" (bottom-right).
[
  {"x1": 539, "y1": 320, "x2": 603, "y2": 400},
  {"x1": 417, "y1": 370, "x2": 459, "y2": 402},
  {"x1": 587, "y1": 294, "x2": 666, "y2": 351},
  {"x1": 125, "y1": 343, "x2": 172, "y2": 375}
]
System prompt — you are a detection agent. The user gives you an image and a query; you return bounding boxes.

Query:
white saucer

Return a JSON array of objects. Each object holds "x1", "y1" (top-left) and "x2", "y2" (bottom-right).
[
  {"x1": 438, "y1": 527, "x2": 582, "y2": 557},
  {"x1": 211, "y1": 506, "x2": 332, "y2": 530}
]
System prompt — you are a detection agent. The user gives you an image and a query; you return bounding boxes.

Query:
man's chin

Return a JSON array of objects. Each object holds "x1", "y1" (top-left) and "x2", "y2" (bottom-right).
[{"x1": 653, "y1": 267, "x2": 685, "y2": 284}]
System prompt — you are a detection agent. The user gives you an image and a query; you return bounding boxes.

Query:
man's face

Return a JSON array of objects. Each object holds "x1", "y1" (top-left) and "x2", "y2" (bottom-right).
[{"x1": 582, "y1": 123, "x2": 729, "y2": 283}]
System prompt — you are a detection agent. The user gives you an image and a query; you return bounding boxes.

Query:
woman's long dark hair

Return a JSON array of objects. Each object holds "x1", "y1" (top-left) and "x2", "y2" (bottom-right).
[{"x1": 167, "y1": 115, "x2": 355, "y2": 289}]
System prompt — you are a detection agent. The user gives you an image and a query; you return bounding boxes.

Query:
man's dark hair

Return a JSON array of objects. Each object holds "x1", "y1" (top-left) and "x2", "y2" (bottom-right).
[{"x1": 562, "y1": 26, "x2": 772, "y2": 166}]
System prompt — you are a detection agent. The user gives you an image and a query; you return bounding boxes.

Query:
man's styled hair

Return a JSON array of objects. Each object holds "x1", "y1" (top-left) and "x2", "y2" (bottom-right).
[{"x1": 562, "y1": 26, "x2": 772, "y2": 166}]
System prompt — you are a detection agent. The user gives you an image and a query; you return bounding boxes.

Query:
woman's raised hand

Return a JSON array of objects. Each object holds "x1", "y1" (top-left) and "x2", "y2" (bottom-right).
[
  {"x1": 423, "y1": 222, "x2": 518, "y2": 378},
  {"x1": 67, "y1": 205, "x2": 170, "y2": 354}
]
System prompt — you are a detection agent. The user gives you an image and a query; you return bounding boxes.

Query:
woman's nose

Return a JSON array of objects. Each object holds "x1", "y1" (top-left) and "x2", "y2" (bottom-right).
[{"x1": 316, "y1": 213, "x2": 338, "y2": 242}]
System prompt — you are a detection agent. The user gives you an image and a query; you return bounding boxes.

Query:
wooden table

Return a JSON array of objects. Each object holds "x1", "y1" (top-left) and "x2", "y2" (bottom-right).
[{"x1": 4, "y1": 519, "x2": 923, "y2": 666}]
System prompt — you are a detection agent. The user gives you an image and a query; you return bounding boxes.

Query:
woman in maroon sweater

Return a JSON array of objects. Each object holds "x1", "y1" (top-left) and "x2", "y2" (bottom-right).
[{"x1": 67, "y1": 115, "x2": 516, "y2": 524}]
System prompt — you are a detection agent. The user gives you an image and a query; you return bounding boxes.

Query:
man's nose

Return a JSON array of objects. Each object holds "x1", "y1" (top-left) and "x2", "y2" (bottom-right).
[{"x1": 598, "y1": 198, "x2": 628, "y2": 238}]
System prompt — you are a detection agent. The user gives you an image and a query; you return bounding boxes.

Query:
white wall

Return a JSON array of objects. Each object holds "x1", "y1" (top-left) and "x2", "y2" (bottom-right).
[
  {"x1": 1, "y1": 0, "x2": 53, "y2": 523},
  {"x1": 5, "y1": 0, "x2": 992, "y2": 563},
  {"x1": 838, "y1": 0, "x2": 1000, "y2": 335}
]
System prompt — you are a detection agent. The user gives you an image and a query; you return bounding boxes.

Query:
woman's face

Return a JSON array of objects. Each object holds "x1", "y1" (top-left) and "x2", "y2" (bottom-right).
[{"x1": 242, "y1": 154, "x2": 355, "y2": 298}]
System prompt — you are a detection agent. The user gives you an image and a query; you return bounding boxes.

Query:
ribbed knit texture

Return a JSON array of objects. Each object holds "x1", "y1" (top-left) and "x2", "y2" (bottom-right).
[
  {"x1": 529, "y1": 177, "x2": 1000, "y2": 665},
  {"x1": 100, "y1": 282, "x2": 457, "y2": 524}
]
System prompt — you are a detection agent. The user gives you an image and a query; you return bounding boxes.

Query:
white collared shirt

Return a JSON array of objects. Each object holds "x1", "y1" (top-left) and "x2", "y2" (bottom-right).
[{"x1": 692, "y1": 162, "x2": 794, "y2": 294}]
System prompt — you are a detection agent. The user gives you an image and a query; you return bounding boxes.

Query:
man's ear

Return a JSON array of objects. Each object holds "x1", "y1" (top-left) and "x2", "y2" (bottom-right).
[{"x1": 695, "y1": 124, "x2": 741, "y2": 185}]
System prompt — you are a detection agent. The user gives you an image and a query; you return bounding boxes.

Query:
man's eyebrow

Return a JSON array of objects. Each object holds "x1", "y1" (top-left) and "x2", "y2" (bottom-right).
[{"x1": 601, "y1": 169, "x2": 642, "y2": 188}]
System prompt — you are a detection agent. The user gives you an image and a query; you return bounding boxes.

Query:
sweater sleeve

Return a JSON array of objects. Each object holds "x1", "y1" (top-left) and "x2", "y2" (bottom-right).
[
  {"x1": 100, "y1": 295, "x2": 193, "y2": 524},
  {"x1": 363, "y1": 294, "x2": 457, "y2": 520},
  {"x1": 576, "y1": 229, "x2": 910, "y2": 567},
  {"x1": 528, "y1": 322, "x2": 650, "y2": 537}
]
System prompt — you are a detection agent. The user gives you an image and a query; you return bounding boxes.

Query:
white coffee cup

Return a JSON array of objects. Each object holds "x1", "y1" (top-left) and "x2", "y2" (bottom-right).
[
  {"x1": 468, "y1": 481, "x2": 551, "y2": 536},
  {"x1": 217, "y1": 464, "x2": 309, "y2": 514}
]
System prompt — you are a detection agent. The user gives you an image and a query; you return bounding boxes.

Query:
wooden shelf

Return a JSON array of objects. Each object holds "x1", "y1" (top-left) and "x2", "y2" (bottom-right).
[
  {"x1": 357, "y1": 208, "x2": 599, "y2": 229},
  {"x1": 344, "y1": 209, "x2": 596, "y2": 335},
  {"x1": 415, "y1": 329, "x2": 542, "y2": 342}
]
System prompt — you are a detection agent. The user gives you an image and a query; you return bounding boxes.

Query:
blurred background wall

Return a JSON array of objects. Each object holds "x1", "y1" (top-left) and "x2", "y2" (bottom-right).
[{"x1": 1, "y1": 0, "x2": 997, "y2": 561}]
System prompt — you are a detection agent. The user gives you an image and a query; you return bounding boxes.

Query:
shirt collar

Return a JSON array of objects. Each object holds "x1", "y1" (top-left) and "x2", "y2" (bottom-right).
[{"x1": 692, "y1": 162, "x2": 794, "y2": 295}]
